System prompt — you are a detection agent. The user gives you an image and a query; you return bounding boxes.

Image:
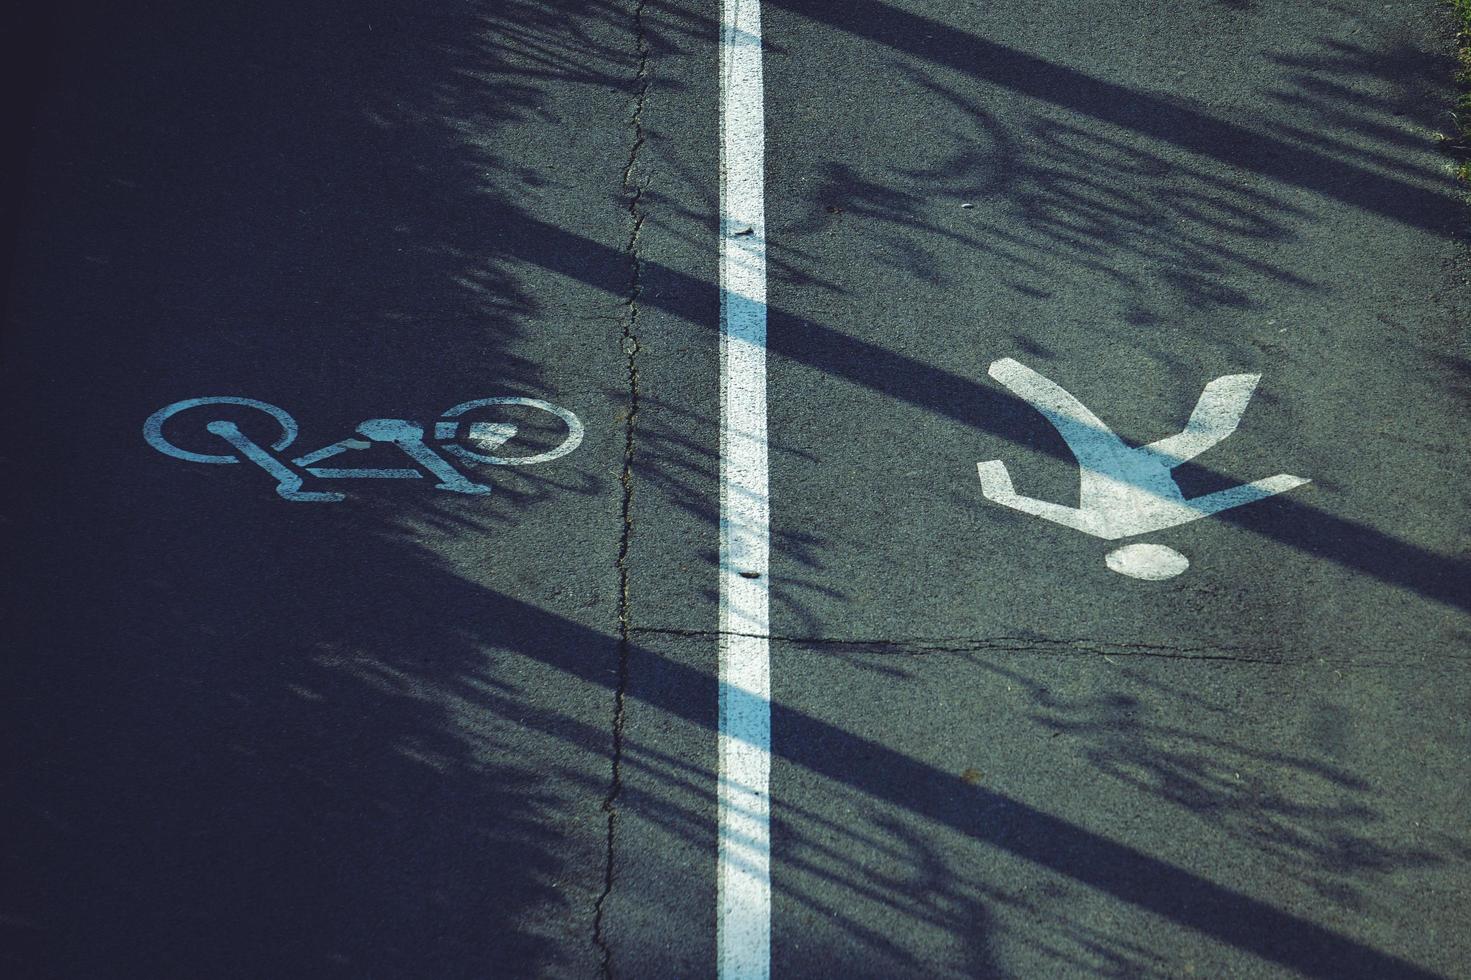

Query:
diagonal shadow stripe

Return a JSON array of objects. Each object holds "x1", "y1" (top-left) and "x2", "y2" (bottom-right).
[
  {"x1": 763, "y1": 0, "x2": 1460, "y2": 237},
  {"x1": 499, "y1": 212, "x2": 1471, "y2": 612},
  {"x1": 472, "y1": 584, "x2": 1447, "y2": 979}
]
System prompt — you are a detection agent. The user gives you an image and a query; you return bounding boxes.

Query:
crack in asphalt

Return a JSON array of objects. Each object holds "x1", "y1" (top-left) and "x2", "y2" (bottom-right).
[
  {"x1": 628, "y1": 626, "x2": 1449, "y2": 668},
  {"x1": 593, "y1": 3, "x2": 650, "y2": 975}
]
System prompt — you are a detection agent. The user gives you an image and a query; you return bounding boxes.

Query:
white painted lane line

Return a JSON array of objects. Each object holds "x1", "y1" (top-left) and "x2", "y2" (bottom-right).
[{"x1": 718, "y1": 0, "x2": 771, "y2": 977}]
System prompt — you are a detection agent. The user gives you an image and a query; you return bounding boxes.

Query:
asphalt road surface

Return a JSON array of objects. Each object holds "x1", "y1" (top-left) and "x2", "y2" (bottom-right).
[{"x1": 3, "y1": 1, "x2": 1469, "y2": 977}]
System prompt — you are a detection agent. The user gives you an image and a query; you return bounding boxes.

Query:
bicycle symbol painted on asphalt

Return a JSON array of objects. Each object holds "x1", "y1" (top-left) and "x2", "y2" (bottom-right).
[{"x1": 144, "y1": 396, "x2": 584, "y2": 502}]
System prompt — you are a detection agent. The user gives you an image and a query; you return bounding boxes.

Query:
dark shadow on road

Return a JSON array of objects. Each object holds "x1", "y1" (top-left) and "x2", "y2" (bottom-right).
[
  {"x1": 1, "y1": 0, "x2": 657, "y2": 974},
  {"x1": 2, "y1": 0, "x2": 1466, "y2": 976},
  {"x1": 469, "y1": 206, "x2": 1471, "y2": 613},
  {"x1": 761, "y1": 0, "x2": 1463, "y2": 238}
]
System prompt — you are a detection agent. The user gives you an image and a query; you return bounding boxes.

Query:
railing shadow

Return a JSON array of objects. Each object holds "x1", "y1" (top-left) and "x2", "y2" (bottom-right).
[{"x1": 760, "y1": 0, "x2": 1464, "y2": 238}]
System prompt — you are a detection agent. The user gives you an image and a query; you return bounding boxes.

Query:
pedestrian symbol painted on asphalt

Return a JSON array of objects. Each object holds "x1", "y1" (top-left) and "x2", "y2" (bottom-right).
[
  {"x1": 976, "y1": 358, "x2": 1309, "y2": 579},
  {"x1": 144, "y1": 396, "x2": 584, "y2": 502}
]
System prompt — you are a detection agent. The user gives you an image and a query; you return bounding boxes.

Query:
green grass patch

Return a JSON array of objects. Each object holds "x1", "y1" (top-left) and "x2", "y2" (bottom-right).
[{"x1": 1445, "y1": 0, "x2": 1471, "y2": 177}]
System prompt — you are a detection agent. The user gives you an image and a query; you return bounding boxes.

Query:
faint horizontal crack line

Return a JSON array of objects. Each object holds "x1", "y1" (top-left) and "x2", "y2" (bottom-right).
[{"x1": 628, "y1": 626, "x2": 1453, "y2": 668}]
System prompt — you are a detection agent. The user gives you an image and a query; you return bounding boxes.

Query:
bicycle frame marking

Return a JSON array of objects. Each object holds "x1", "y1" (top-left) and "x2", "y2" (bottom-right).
[{"x1": 143, "y1": 396, "x2": 584, "y2": 502}]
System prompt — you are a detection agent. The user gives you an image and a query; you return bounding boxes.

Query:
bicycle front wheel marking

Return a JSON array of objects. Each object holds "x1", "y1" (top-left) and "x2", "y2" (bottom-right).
[{"x1": 437, "y1": 397, "x2": 585, "y2": 467}]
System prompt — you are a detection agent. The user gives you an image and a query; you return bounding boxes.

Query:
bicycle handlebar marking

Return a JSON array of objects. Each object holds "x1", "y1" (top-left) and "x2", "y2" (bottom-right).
[{"x1": 143, "y1": 396, "x2": 584, "y2": 502}]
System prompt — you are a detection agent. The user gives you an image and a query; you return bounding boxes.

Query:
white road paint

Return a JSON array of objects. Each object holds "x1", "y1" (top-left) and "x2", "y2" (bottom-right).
[
  {"x1": 718, "y1": 1, "x2": 771, "y2": 978},
  {"x1": 1106, "y1": 543, "x2": 1191, "y2": 580},
  {"x1": 978, "y1": 358, "x2": 1309, "y2": 569}
]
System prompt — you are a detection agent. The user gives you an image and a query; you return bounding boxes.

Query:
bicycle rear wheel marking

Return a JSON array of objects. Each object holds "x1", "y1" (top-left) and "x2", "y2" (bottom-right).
[{"x1": 143, "y1": 397, "x2": 298, "y2": 464}]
